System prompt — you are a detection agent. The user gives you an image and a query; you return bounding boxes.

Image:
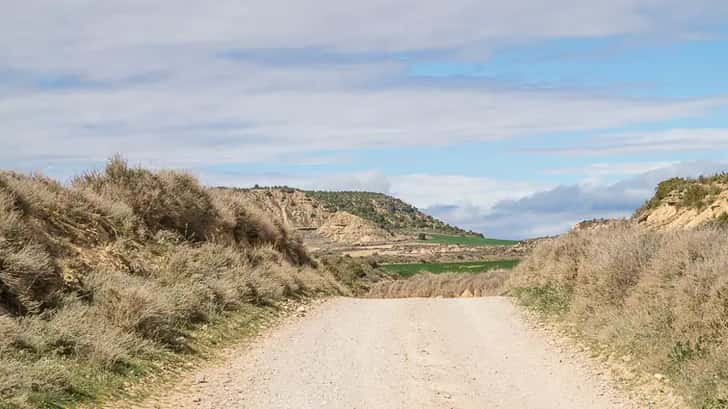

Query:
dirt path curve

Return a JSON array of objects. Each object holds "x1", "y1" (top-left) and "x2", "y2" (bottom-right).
[{"x1": 132, "y1": 298, "x2": 635, "y2": 409}]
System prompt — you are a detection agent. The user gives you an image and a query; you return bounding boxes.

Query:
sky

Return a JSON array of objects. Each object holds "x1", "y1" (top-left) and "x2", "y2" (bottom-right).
[{"x1": 2, "y1": 1, "x2": 728, "y2": 239}]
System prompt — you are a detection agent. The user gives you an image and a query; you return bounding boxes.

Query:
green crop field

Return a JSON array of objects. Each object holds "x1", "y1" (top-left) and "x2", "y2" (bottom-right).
[
  {"x1": 382, "y1": 259, "x2": 520, "y2": 277},
  {"x1": 424, "y1": 234, "x2": 519, "y2": 246}
]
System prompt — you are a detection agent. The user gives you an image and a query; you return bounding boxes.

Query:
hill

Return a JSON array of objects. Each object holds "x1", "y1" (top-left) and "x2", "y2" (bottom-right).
[
  {"x1": 305, "y1": 190, "x2": 475, "y2": 235},
  {"x1": 635, "y1": 173, "x2": 728, "y2": 230},
  {"x1": 222, "y1": 187, "x2": 477, "y2": 245}
]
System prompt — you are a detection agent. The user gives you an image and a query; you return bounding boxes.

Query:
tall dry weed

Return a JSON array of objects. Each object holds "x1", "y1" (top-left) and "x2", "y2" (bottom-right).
[
  {"x1": 0, "y1": 158, "x2": 357, "y2": 408},
  {"x1": 508, "y1": 223, "x2": 728, "y2": 407},
  {"x1": 368, "y1": 269, "x2": 509, "y2": 298}
]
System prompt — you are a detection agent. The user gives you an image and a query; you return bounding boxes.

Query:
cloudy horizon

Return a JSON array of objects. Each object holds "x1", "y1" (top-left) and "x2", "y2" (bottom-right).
[{"x1": 2, "y1": 1, "x2": 728, "y2": 239}]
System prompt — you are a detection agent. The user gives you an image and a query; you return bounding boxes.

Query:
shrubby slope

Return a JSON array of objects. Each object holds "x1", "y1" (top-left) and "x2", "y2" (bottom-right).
[
  {"x1": 507, "y1": 221, "x2": 728, "y2": 408},
  {"x1": 0, "y1": 157, "x2": 382, "y2": 408}
]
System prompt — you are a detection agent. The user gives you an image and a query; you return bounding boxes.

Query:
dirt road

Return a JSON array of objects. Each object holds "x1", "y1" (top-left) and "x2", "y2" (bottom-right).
[{"x1": 136, "y1": 298, "x2": 634, "y2": 409}]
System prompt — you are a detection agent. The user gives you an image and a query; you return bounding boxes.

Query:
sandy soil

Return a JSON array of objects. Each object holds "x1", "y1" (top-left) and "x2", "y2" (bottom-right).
[{"x1": 121, "y1": 298, "x2": 635, "y2": 409}]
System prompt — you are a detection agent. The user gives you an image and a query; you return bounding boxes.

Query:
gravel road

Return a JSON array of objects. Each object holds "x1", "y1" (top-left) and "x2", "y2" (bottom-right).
[{"x1": 135, "y1": 297, "x2": 634, "y2": 409}]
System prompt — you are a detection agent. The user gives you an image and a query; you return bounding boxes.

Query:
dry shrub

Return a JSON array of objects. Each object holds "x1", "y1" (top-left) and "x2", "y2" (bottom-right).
[
  {"x1": 0, "y1": 243, "x2": 62, "y2": 316},
  {"x1": 244, "y1": 246, "x2": 342, "y2": 302},
  {"x1": 74, "y1": 156, "x2": 220, "y2": 241},
  {"x1": 0, "y1": 314, "x2": 20, "y2": 353},
  {"x1": 321, "y1": 255, "x2": 393, "y2": 295},
  {"x1": 161, "y1": 242, "x2": 269, "y2": 312},
  {"x1": 508, "y1": 223, "x2": 728, "y2": 407},
  {"x1": 0, "y1": 358, "x2": 73, "y2": 408},
  {"x1": 0, "y1": 170, "x2": 132, "y2": 316},
  {"x1": 86, "y1": 270, "x2": 181, "y2": 344},
  {"x1": 0, "y1": 171, "x2": 116, "y2": 245},
  {"x1": 0, "y1": 189, "x2": 25, "y2": 243},
  {"x1": 368, "y1": 269, "x2": 509, "y2": 298},
  {"x1": 14, "y1": 300, "x2": 152, "y2": 370},
  {"x1": 76, "y1": 188, "x2": 144, "y2": 238},
  {"x1": 211, "y1": 189, "x2": 313, "y2": 266}
]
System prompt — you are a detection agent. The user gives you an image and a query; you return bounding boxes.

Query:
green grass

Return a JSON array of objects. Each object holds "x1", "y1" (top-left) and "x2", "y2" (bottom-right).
[
  {"x1": 424, "y1": 233, "x2": 519, "y2": 246},
  {"x1": 382, "y1": 259, "x2": 520, "y2": 277}
]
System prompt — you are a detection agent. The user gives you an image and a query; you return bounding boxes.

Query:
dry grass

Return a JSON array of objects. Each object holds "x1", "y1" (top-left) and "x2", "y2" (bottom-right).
[
  {"x1": 319, "y1": 255, "x2": 391, "y2": 295},
  {"x1": 507, "y1": 223, "x2": 728, "y2": 408},
  {"x1": 368, "y1": 269, "x2": 509, "y2": 298},
  {"x1": 0, "y1": 157, "x2": 362, "y2": 408},
  {"x1": 74, "y1": 155, "x2": 219, "y2": 241}
]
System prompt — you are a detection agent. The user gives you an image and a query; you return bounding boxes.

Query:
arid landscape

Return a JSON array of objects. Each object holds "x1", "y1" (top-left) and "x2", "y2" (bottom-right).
[
  {"x1": 1, "y1": 158, "x2": 727, "y2": 408},
  {"x1": 3, "y1": 2, "x2": 728, "y2": 408}
]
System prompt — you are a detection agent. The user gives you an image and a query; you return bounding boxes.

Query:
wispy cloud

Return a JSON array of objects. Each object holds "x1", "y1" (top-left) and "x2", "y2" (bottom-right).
[
  {"x1": 430, "y1": 161, "x2": 728, "y2": 239},
  {"x1": 2, "y1": 1, "x2": 728, "y2": 240},
  {"x1": 525, "y1": 128, "x2": 728, "y2": 156}
]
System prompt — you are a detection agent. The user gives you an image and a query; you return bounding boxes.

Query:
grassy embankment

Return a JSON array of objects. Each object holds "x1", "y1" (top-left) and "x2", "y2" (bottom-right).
[
  {"x1": 381, "y1": 259, "x2": 519, "y2": 277},
  {"x1": 423, "y1": 233, "x2": 519, "y2": 246},
  {"x1": 507, "y1": 222, "x2": 728, "y2": 409},
  {"x1": 370, "y1": 259, "x2": 519, "y2": 298},
  {"x1": 0, "y1": 157, "x2": 384, "y2": 409}
]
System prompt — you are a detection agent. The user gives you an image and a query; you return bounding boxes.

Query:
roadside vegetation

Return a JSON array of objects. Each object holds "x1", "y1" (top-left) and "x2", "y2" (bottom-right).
[
  {"x1": 422, "y1": 233, "x2": 519, "y2": 247},
  {"x1": 381, "y1": 259, "x2": 519, "y2": 277},
  {"x1": 0, "y1": 157, "x2": 381, "y2": 409},
  {"x1": 507, "y1": 222, "x2": 728, "y2": 409},
  {"x1": 368, "y1": 269, "x2": 509, "y2": 298}
]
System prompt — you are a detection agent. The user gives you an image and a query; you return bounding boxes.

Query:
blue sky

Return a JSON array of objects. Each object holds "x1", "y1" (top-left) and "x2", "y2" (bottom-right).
[{"x1": 2, "y1": 1, "x2": 728, "y2": 238}]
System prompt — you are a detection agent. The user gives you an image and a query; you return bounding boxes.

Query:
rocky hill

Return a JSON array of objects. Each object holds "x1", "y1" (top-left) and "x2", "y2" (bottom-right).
[
  {"x1": 221, "y1": 187, "x2": 474, "y2": 244},
  {"x1": 635, "y1": 173, "x2": 728, "y2": 230},
  {"x1": 304, "y1": 190, "x2": 473, "y2": 235}
]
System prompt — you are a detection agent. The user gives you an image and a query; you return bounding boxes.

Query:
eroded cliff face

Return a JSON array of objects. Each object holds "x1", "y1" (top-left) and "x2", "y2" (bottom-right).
[
  {"x1": 637, "y1": 190, "x2": 728, "y2": 230},
  {"x1": 229, "y1": 188, "x2": 397, "y2": 244},
  {"x1": 635, "y1": 176, "x2": 728, "y2": 231},
  {"x1": 317, "y1": 211, "x2": 394, "y2": 244}
]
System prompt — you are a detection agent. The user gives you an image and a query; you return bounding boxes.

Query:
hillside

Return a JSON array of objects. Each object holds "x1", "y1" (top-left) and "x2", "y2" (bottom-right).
[
  {"x1": 635, "y1": 173, "x2": 728, "y2": 230},
  {"x1": 305, "y1": 191, "x2": 474, "y2": 235},
  {"x1": 222, "y1": 187, "x2": 475, "y2": 244},
  {"x1": 502, "y1": 173, "x2": 728, "y2": 408},
  {"x1": 0, "y1": 158, "x2": 387, "y2": 409}
]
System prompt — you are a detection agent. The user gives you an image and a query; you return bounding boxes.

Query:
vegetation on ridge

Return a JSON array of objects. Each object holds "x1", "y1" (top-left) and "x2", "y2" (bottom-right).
[
  {"x1": 637, "y1": 173, "x2": 728, "y2": 214},
  {"x1": 381, "y1": 260, "x2": 519, "y2": 277},
  {"x1": 304, "y1": 190, "x2": 477, "y2": 235}
]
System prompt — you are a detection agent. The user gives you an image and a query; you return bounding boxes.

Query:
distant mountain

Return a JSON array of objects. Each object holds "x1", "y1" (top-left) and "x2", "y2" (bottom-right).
[
  {"x1": 305, "y1": 190, "x2": 477, "y2": 236},
  {"x1": 219, "y1": 187, "x2": 478, "y2": 244}
]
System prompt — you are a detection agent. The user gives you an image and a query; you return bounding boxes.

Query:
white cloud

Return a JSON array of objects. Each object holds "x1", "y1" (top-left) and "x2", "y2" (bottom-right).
[
  {"x1": 4, "y1": 0, "x2": 726, "y2": 75},
  {"x1": 545, "y1": 161, "x2": 678, "y2": 177},
  {"x1": 432, "y1": 160, "x2": 728, "y2": 239},
  {"x1": 1, "y1": 83, "x2": 723, "y2": 169},
  {"x1": 196, "y1": 170, "x2": 544, "y2": 211},
  {"x1": 1, "y1": 1, "x2": 728, "y2": 171},
  {"x1": 528, "y1": 128, "x2": 728, "y2": 156},
  {"x1": 389, "y1": 174, "x2": 546, "y2": 209}
]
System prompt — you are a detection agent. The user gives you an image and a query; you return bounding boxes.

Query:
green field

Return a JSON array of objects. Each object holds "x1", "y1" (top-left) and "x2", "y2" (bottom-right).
[
  {"x1": 424, "y1": 234, "x2": 519, "y2": 246},
  {"x1": 382, "y1": 259, "x2": 520, "y2": 277}
]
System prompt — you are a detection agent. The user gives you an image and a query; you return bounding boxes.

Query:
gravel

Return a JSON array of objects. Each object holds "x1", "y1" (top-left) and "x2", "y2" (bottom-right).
[{"x1": 133, "y1": 297, "x2": 635, "y2": 409}]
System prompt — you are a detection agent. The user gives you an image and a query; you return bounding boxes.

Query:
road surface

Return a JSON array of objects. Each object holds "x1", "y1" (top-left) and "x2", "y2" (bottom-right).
[{"x1": 136, "y1": 297, "x2": 633, "y2": 409}]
